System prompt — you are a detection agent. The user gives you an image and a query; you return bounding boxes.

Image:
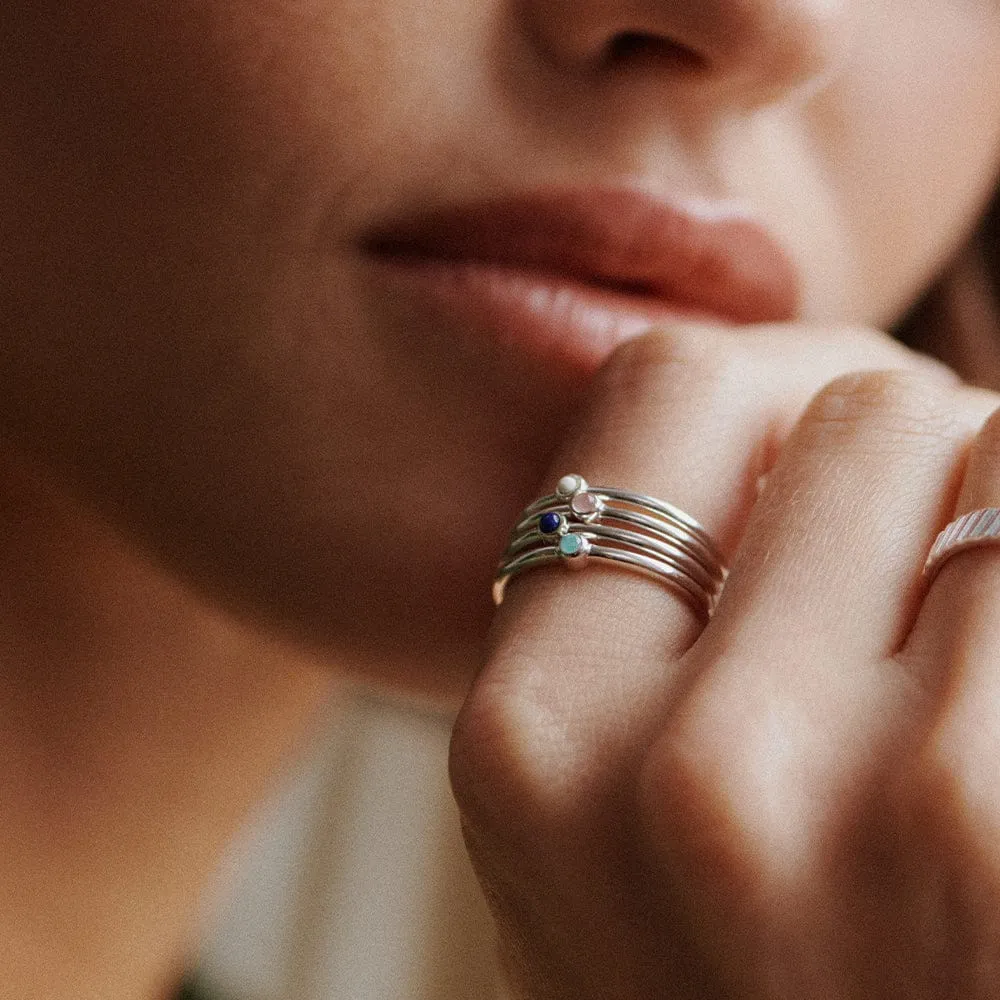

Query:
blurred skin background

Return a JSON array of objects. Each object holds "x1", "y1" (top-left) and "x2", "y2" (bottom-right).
[{"x1": 1, "y1": 1, "x2": 999, "y2": 998}]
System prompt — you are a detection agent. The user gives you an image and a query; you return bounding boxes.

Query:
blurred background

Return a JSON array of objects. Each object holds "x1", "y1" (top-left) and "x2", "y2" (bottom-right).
[{"x1": 186, "y1": 689, "x2": 504, "y2": 1000}]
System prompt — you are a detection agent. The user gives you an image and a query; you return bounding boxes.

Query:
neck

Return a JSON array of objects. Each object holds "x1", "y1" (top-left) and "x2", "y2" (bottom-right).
[{"x1": 0, "y1": 455, "x2": 337, "y2": 1000}]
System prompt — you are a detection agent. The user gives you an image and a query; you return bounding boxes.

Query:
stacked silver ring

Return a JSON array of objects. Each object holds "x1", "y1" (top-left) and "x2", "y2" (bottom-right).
[{"x1": 493, "y1": 474, "x2": 728, "y2": 620}]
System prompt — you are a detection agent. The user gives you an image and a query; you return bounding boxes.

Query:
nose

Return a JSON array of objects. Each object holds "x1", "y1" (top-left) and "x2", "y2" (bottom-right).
[{"x1": 521, "y1": 0, "x2": 849, "y2": 109}]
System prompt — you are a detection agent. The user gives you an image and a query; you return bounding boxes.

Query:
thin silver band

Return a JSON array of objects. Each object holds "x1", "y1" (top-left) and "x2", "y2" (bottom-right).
[
  {"x1": 924, "y1": 507, "x2": 1000, "y2": 582},
  {"x1": 504, "y1": 523, "x2": 719, "y2": 595},
  {"x1": 493, "y1": 542, "x2": 713, "y2": 615}
]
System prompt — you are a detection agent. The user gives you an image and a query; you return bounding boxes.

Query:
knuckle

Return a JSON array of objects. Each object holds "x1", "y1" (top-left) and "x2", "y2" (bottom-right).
[
  {"x1": 832, "y1": 326, "x2": 958, "y2": 379},
  {"x1": 761, "y1": 321, "x2": 892, "y2": 359},
  {"x1": 449, "y1": 673, "x2": 581, "y2": 845},
  {"x1": 800, "y1": 369, "x2": 961, "y2": 452},
  {"x1": 607, "y1": 323, "x2": 718, "y2": 369},
  {"x1": 601, "y1": 324, "x2": 744, "y2": 398}
]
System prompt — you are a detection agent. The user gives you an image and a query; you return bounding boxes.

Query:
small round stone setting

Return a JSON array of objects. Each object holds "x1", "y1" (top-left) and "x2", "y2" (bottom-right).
[
  {"x1": 569, "y1": 491, "x2": 601, "y2": 520},
  {"x1": 558, "y1": 532, "x2": 591, "y2": 569},
  {"x1": 559, "y1": 534, "x2": 584, "y2": 557},
  {"x1": 556, "y1": 474, "x2": 585, "y2": 498},
  {"x1": 538, "y1": 512, "x2": 563, "y2": 535}
]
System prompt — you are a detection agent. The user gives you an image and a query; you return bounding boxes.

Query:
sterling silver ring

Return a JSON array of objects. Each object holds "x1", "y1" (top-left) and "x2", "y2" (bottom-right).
[
  {"x1": 493, "y1": 474, "x2": 728, "y2": 620},
  {"x1": 923, "y1": 507, "x2": 1000, "y2": 583}
]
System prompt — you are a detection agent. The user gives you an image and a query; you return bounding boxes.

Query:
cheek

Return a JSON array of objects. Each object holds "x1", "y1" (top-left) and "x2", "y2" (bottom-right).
[
  {"x1": 0, "y1": 0, "x2": 546, "y2": 680},
  {"x1": 808, "y1": 1, "x2": 1000, "y2": 325},
  {"x1": 0, "y1": 0, "x2": 487, "y2": 341},
  {"x1": 0, "y1": 0, "x2": 527, "y2": 486},
  {"x1": 0, "y1": 0, "x2": 420, "y2": 429}
]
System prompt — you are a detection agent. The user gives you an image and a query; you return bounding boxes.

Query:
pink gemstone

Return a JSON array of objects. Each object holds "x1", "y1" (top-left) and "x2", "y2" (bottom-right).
[{"x1": 570, "y1": 492, "x2": 599, "y2": 517}]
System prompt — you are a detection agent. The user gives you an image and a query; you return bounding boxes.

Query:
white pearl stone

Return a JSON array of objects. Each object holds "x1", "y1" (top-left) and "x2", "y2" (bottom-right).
[{"x1": 557, "y1": 474, "x2": 582, "y2": 496}]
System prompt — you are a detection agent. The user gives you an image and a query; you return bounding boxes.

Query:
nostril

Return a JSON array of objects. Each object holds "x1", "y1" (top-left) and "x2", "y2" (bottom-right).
[{"x1": 606, "y1": 31, "x2": 707, "y2": 72}]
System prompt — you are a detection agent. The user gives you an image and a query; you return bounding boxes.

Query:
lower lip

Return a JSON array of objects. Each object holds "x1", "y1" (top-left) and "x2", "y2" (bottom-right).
[{"x1": 367, "y1": 256, "x2": 723, "y2": 376}]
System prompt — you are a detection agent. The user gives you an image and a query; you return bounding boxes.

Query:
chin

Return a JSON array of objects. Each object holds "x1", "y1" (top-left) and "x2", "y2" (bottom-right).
[
  {"x1": 103, "y1": 455, "x2": 522, "y2": 708},
  {"x1": 219, "y1": 550, "x2": 494, "y2": 710}
]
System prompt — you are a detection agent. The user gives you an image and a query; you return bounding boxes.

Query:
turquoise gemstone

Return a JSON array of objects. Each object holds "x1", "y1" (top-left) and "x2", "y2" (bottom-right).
[{"x1": 559, "y1": 534, "x2": 583, "y2": 557}]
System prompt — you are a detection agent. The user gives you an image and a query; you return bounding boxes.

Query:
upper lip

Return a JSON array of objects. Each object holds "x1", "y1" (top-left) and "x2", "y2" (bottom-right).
[{"x1": 363, "y1": 186, "x2": 800, "y2": 325}]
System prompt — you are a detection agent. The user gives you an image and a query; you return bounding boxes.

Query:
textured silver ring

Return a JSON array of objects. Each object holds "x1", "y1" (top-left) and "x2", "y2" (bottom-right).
[
  {"x1": 923, "y1": 508, "x2": 1000, "y2": 583},
  {"x1": 493, "y1": 474, "x2": 728, "y2": 619}
]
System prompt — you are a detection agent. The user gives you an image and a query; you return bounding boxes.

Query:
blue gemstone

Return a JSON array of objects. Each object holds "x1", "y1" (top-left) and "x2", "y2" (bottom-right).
[{"x1": 539, "y1": 512, "x2": 561, "y2": 534}]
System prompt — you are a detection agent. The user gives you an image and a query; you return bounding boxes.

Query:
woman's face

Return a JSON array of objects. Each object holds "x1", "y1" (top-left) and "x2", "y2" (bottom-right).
[{"x1": 2, "y1": 0, "x2": 1000, "y2": 696}]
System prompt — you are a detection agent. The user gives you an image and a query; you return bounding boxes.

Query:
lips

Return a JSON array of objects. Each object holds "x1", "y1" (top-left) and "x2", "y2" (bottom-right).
[{"x1": 362, "y1": 187, "x2": 800, "y2": 372}]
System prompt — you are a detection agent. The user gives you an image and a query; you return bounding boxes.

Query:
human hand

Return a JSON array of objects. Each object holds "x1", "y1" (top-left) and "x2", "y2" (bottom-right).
[{"x1": 451, "y1": 322, "x2": 1000, "y2": 999}]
